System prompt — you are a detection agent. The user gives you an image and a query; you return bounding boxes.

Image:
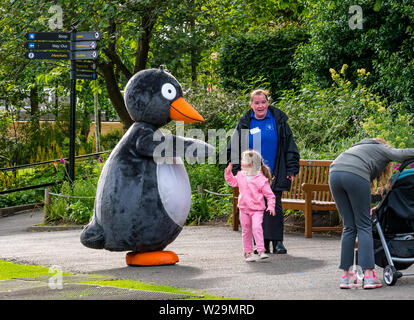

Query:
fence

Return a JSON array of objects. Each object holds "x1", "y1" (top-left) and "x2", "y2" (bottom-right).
[
  {"x1": 43, "y1": 186, "x2": 232, "y2": 205},
  {"x1": 0, "y1": 151, "x2": 111, "y2": 196},
  {"x1": 0, "y1": 155, "x2": 232, "y2": 199},
  {"x1": 2, "y1": 153, "x2": 234, "y2": 226}
]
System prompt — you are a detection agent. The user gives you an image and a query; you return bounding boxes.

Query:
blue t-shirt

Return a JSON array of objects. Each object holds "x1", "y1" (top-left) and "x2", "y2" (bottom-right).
[{"x1": 248, "y1": 110, "x2": 278, "y2": 174}]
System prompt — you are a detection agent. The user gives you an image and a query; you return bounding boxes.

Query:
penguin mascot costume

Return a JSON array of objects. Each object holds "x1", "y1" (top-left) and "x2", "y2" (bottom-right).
[{"x1": 80, "y1": 66, "x2": 214, "y2": 266}]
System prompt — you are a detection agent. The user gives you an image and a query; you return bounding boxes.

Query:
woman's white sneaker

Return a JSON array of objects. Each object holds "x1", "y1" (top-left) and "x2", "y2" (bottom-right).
[{"x1": 245, "y1": 253, "x2": 256, "y2": 262}]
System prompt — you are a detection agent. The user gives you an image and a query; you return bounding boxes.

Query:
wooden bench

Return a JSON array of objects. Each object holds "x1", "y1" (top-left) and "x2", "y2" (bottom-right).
[{"x1": 232, "y1": 159, "x2": 343, "y2": 238}]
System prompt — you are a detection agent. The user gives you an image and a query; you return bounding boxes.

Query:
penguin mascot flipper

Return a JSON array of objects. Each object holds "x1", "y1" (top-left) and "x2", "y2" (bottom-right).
[
  {"x1": 80, "y1": 217, "x2": 104, "y2": 249},
  {"x1": 138, "y1": 125, "x2": 215, "y2": 162},
  {"x1": 80, "y1": 66, "x2": 215, "y2": 266}
]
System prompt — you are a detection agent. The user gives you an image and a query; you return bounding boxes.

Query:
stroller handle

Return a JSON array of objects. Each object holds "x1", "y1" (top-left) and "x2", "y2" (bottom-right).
[
  {"x1": 388, "y1": 157, "x2": 414, "y2": 189},
  {"x1": 399, "y1": 158, "x2": 414, "y2": 172}
]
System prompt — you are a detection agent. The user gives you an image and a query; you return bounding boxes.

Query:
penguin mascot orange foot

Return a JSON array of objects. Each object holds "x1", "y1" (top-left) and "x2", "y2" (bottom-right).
[{"x1": 80, "y1": 66, "x2": 215, "y2": 266}]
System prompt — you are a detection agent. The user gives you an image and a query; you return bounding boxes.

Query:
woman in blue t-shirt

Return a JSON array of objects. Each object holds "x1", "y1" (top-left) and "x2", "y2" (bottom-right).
[{"x1": 227, "y1": 89, "x2": 300, "y2": 254}]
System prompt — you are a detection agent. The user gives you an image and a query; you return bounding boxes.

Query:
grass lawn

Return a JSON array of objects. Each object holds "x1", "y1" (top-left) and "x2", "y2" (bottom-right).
[
  {"x1": 0, "y1": 260, "x2": 72, "y2": 280},
  {"x1": 0, "y1": 259, "x2": 231, "y2": 300}
]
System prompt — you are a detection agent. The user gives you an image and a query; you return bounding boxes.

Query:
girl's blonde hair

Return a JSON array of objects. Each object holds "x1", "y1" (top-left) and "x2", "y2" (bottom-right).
[
  {"x1": 250, "y1": 89, "x2": 271, "y2": 103},
  {"x1": 241, "y1": 150, "x2": 273, "y2": 184},
  {"x1": 371, "y1": 137, "x2": 393, "y2": 192}
]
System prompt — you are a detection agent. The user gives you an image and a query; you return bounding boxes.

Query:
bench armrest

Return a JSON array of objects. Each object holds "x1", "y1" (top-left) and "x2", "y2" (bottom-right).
[{"x1": 301, "y1": 183, "x2": 331, "y2": 193}]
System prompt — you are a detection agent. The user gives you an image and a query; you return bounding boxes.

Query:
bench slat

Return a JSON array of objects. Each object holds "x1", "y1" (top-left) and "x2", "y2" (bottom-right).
[
  {"x1": 312, "y1": 226, "x2": 343, "y2": 232},
  {"x1": 322, "y1": 167, "x2": 330, "y2": 201},
  {"x1": 291, "y1": 165, "x2": 299, "y2": 199},
  {"x1": 299, "y1": 165, "x2": 308, "y2": 199},
  {"x1": 315, "y1": 167, "x2": 321, "y2": 201}
]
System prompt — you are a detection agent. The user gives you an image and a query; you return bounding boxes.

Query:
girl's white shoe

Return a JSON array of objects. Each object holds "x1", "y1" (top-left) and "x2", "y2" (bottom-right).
[{"x1": 244, "y1": 253, "x2": 256, "y2": 262}]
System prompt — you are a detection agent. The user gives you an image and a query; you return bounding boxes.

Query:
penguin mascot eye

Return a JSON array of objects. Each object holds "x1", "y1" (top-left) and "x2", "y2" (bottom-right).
[{"x1": 161, "y1": 83, "x2": 177, "y2": 100}]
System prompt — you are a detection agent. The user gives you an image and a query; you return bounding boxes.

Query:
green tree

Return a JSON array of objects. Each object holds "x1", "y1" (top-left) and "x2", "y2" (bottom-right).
[
  {"x1": 217, "y1": 24, "x2": 307, "y2": 99},
  {"x1": 66, "y1": 0, "x2": 170, "y2": 130},
  {"x1": 150, "y1": 0, "x2": 222, "y2": 86},
  {"x1": 0, "y1": 0, "x2": 171, "y2": 131},
  {"x1": 294, "y1": 0, "x2": 414, "y2": 112}
]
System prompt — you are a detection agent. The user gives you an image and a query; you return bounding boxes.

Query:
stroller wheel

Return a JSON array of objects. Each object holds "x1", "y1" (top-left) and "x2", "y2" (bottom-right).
[{"x1": 384, "y1": 265, "x2": 399, "y2": 286}]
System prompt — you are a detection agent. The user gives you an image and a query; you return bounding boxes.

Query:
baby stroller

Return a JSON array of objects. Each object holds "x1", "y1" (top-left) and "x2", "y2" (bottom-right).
[{"x1": 371, "y1": 158, "x2": 414, "y2": 286}]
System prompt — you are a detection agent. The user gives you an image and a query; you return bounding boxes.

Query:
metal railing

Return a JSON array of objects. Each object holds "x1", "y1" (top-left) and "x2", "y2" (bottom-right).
[{"x1": 0, "y1": 151, "x2": 111, "y2": 195}]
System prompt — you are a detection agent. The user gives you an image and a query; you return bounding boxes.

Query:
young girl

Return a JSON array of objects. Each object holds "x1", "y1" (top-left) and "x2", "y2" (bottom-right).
[{"x1": 225, "y1": 150, "x2": 276, "y2": 261}]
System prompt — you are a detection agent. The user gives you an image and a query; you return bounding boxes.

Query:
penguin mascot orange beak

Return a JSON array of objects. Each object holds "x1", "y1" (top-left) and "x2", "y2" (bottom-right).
[{"x1": 170, "y1": 97, "x2": 204, "y2": 123}]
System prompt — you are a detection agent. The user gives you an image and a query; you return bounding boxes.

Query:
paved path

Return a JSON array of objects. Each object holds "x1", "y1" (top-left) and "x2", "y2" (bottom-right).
[{"x1": 1, "y1": 210, "x2": 413, "y2": 300}]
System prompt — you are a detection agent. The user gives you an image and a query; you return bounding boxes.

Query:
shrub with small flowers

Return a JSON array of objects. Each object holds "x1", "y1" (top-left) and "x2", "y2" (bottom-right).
[
  {"x1": 277, "y1": 65, "x2": 414, "y2": 159},
  {"x1": 277, "y1": 65, "x2": 380, "y2": 158},
  {"x1": 361, "y1": 105, "x2": 414, "y2": 149},
  {"x1": 185, "y1": 163, "x2": 233, "y2": 225},
  {"x1": 44, "y1": 157, "x2": 106, "y2": 225}
]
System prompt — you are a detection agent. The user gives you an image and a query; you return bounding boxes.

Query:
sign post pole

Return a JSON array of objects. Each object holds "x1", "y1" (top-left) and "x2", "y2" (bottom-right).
[
  {"x1": 94, "y1": 79, "x2": 100, "y2": 153},
  {"x1": 68, "y1": 28, "x2": 77, "y2": 183}
]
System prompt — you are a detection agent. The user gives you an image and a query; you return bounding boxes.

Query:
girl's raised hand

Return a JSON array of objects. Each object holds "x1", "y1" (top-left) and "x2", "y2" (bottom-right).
[{"x1": 226, "y1": 162, "x2": 232, "y2": 173}]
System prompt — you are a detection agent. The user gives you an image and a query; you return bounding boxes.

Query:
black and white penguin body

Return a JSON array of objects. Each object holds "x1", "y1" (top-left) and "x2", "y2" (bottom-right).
[{"x1": 80, "y1": 67, "x2": 214, "y2": 252}]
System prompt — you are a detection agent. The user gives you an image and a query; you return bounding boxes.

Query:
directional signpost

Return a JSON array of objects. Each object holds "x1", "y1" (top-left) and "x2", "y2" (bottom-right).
[
  {"x1": 25, "y1": 41, "x2": 70, "y2": 50},
  {"x1": 72, "y1": 50, "x2": 98, "y2": 60},
  {"x1": 71, "y1": 41, "x2": 97, "y2": 50},
  {"x1": 25, "y1": 29, "x2": 101, "y2": 182},
  {"x1": 26, "y1": 32, "x2": 70, "y2": 41},
  {"x1": 73, "y1": 31, "x2": 101, "y2": 41},
  {"x1": 25, "y1": 51, "x2": 70, "y2": 60},
  {"x1": 76, "y1": 62, "x2": 96, "y2": 71},
  {"x1": 76, "y1": 62, "x2": 97, "y2": 80},
  {"x1": 76, "y1": 72, "x2": 97, "y2": 80}
]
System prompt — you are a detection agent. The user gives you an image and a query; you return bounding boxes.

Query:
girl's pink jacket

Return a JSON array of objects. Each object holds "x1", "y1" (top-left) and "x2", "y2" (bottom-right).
[{"x1": 225, "y1": 170, "x2": 276, "y2": 212}]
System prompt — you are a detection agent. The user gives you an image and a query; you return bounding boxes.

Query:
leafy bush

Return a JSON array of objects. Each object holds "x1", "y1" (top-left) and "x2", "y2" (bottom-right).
[
  {"x1": 0, "y1": 164, "x2": 64, "y2": 208},
  {"x1": 0, "y1": 110, "x2": 13, "y2": 167},
  {"x1": 164, "y1": 86, "x2": 250, "y2": 166},
  {"x1": 185, "y1": 163, "x2": 232, "y2": 225},
  {"x1": 373, "y1": 51, "x2": 414, "y2": 113},
  {"x1": 277, "y1": 64, "x2": 414, "y2": 159},
  {"x1": 218, "y1": 23, "x2": 308, "y2": 99},
  {"x1": 2, "y1": 113, "x2": 91, "y2": 167},
  {"x1": 44, "y1": 160, "x2": 233, "y2": 226},
  {"x1": 361, "y1": 104, "x2": 414, "y2": 148},
  {"x1": 68, "y1": 200, "x2": 94, "y2": 224},
  {"x1": 1, "y1": 106, "x2": 121, "y2": 168},
  {"x1": 44, "y1": 161, "x2": 102, "y2": 225},
  {"x1": 0, "y1": 188, "x2": 43, "y2": 208},
  {"x1": 293, "y1": 0, "x2": 414, "y2": 113},
  {"x1": 277, "y1": 65, "x2": 376, "y2": 158},
  {"x1": 100, "y1": 129, "x2": 123, "y2": 151},
  {"x1": 164, "y1": 86, "x2": 249, "y2": 135}
]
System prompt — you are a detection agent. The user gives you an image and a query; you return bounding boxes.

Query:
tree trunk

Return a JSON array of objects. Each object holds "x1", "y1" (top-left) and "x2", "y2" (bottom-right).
[
  {"x1": 29, "y1": 85, "x2": 39, "y2": 116},
  {"x1": 134, "y1": 12, "x2": 156, "y2": 74},
  {"x1": 97, "y1": 3, "x2": 162, "y2": 131},
  {"x1": 80, "y1": 109, "x2": 91, "y2": 146},
  {"x1": 189, "y1": 17, "x2": 198, "y2": 86},
  {"x1": 100, "y1": 62, "x2": 133, "y2": 131},
  {"x1": 190, "y1": 47, "x2": 198, "y2": 86},
  {"x1": 54, "y1": 85, "x2": 59, "y2": 119}
]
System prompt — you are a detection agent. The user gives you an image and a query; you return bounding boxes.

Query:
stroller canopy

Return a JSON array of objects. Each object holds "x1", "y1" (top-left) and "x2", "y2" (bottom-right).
[{"x1": 388, "y1": 169, "x2": 414, "y2": 221}]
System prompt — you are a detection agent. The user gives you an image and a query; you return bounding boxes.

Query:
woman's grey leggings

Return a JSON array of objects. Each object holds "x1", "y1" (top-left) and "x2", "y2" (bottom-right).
[{"x1": 329, "y1": 171, "x2": 375, "y2": 270}]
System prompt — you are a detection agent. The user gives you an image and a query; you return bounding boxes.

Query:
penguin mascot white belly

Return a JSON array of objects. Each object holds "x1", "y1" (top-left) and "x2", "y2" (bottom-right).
[{"x1": 80, "y1": 66, "x2": 214, "y2": 265}]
